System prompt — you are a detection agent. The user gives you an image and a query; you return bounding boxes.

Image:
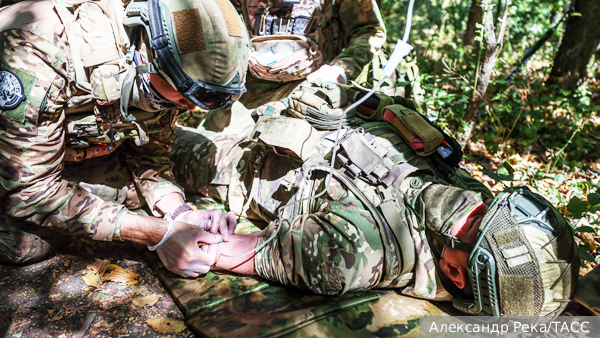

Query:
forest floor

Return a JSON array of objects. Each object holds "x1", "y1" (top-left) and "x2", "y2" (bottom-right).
[{"x1": 0, "y1": 238, "x2": 195, "y2": 338}]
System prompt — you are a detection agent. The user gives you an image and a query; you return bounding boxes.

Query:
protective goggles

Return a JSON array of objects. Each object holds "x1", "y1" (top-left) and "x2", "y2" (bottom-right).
[{"x1": 148, "y1": 0, "x2": 245, "y2": 110}]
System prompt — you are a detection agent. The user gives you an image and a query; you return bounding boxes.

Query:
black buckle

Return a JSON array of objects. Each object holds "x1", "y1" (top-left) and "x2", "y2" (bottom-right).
[{"x1": 445, "y1": 235, "x2": 459, "y2": 249}]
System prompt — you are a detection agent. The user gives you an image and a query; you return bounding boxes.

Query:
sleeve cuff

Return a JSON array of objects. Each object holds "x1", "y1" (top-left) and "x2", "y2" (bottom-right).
[{"x1": 91, "y1": 202, "x2": 130, "y2": 241}]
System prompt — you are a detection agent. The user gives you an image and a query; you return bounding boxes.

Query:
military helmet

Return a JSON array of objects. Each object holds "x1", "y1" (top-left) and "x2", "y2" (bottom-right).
[
  {"x1": 428, "y1": 186, "x2": 578, "y2": 316},
  {"x1": 125, "y1": 0, "x2": 249, "y2": 110}
]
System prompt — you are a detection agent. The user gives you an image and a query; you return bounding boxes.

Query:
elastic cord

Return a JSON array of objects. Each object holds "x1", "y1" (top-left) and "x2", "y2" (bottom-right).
[{"x1": 148, "y1": 214, "x2": 176, "y2": 251}]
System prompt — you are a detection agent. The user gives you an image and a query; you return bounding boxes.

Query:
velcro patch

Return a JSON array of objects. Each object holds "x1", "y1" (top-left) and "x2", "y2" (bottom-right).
[
  {"x1": 214, "y1": 0, "x2": 243, "y2": 37},
  {"x1": 0, "y1": 68, "x2": 37, "y2": 124},
  {"x1": 494, "y1": 228, "x2": 520, "y2": 247},
  {"x1": 499, "y1": 275, "x2": 534, "y2": 316},
  {"x1": 173, "y1": 9, "x2": 206, "y2": 54},
  {"x1": 507, "y1": 253, "x2": 532, "y2": 267}
]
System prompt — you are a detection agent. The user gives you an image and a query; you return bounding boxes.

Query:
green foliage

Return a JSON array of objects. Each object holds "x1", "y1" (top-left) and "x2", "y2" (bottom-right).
[
  {"x1": 381, "y1": 0, "x2": 600, "y2": 161},
  {"x1": 482, "y1": 161, "x2": 514, "y2": 181},
  {"x1": 380, "y1": 0, "x2": 600, "y2": 267}
]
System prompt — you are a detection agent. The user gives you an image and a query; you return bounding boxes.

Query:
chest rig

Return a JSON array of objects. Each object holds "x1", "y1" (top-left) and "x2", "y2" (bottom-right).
[
  {"x1": 53, "y1": 0, "x2": 174, "y2": 151},
  {"x1": 246, "y1": 114, "x2": 426, "y2": 288}
]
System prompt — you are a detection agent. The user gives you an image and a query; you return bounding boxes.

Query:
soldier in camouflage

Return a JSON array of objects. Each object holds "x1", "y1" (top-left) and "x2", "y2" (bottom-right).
[
  {"x1": 0, "y1": 0, "x2": 249, "y2": 277},
  {"x1": 171, "y1": 82, "x2": 578, "y2": 317},
  {"x1": 201, "y1": 0, "x2": 388, "y2": 131}
]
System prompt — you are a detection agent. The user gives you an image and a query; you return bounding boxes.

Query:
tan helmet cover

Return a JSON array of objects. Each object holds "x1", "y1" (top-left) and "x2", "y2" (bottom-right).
[{"x1": 162, "y1": 0, "x2": 250, "y2": 88}]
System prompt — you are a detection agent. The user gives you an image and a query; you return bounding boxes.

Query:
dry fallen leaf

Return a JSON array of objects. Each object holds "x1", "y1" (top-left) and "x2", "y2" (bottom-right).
[
  {"x1": 82, "y1": 273, "x2": 100, "y2": 288},
  {"x1": 581, "y1": 232, "x2": 597, "y2": 252},
  {"x1": 131, "y1": 294, "x2": 161, "y2": 307},
  {"x1": 101, "y1": 266, "x2": 139, "y2": 285},
  {"x1": 146, "y1": 317, "x2": 186, "y2": 333},
  {"x1": 131, "y1": 285, "x2": 149, "y2": 295},
  {"x1": 87, "y1": 259, "x2": 110, "y2": 275},
  {"x1": 106, "y1": 264, "x2": 121, "y2": 271},
  {"x1": 49, "y1": 311, "x2": 64, "y2": 322}
]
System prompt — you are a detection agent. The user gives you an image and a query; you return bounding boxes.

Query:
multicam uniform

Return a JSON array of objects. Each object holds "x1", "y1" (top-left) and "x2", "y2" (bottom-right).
[
  {"x1": 172, "y1": 115, "x2": 493, "y2": 299},
  {"x1": 0, "y1": 0, "x2": 185, "y2": 263},
  {"x1": 201, "y1": 0, "x2": 386, "y2": 130}
]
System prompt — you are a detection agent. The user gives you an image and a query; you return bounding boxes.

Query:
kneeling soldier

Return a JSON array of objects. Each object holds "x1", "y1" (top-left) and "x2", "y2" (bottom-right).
[{"x1": 0, "y1": 0, "x2": 248, "y2": 277}]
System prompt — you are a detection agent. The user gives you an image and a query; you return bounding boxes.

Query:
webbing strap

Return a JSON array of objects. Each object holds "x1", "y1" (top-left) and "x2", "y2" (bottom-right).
[
  {"x1": 119, "y1": 61, "x2": 138, "y2": 120},
  {"x1": 52, "y1": 0, "x2": 88, "y2": 87},
  {"x1": 379, "y1": 199, "x2": 415, "y2": 277},
  {"x1": 81, "y1": 47, "x2": 120, "y2": 67}
]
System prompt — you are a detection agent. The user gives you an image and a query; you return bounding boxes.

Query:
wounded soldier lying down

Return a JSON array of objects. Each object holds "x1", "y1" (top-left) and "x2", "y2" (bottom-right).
[{"x1": 171, "y1": 84, "x2": 578, "y2": 317}]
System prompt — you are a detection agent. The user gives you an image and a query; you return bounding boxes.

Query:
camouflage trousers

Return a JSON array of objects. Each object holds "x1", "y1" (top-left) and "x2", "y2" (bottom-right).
[
  {"x1": 172, "y1": 128, "x2": 387, "y2": 295},
  {"x1": 0, "y1": 152, "x2": 144, "y2": 264},
  {"x1": 200, "y1": 75, "x2": 303, "y2": 132}
]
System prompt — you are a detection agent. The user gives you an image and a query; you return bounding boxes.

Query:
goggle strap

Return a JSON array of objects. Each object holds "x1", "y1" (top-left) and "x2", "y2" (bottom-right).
[{"x1": 429, "y1": 231, "x2": 474, "y2": 254}]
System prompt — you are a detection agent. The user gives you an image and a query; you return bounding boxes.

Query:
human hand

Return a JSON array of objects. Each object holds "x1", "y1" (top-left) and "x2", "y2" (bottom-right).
[
  {"x1": 156, "y1": 219, "x2": 223, "y2": 277},
  {"x1": 175, "y1": 209, "x2": 237, "y2": 241},
  {"x1": 306, "y1": 65, "x2": 347, "y2": 84}
]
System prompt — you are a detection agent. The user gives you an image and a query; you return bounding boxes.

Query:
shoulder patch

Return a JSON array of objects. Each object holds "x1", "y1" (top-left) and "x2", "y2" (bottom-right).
[{"x1": 0, "y1": 69, "x2": 26, "y2": 110}]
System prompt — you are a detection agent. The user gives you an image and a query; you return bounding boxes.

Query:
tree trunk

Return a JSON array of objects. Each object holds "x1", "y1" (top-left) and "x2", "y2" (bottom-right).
[
  {"x1": 464, "y1": 0, "x2": 483, "y2": 46},
  {"x1": 457, "y1": 0, "x2": 502, "y2": 148},
  {"x1": 547, "y1": 0, "x2": 600, "y2": 90}
]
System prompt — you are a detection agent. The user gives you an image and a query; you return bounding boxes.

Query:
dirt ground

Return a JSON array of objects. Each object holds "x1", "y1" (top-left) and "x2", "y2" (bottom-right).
[{"x1": 0, "y1": 238, "x2": 195, "y2": 338}]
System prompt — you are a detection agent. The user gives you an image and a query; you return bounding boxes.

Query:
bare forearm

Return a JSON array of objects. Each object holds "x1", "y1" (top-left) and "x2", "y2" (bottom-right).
[
  {"x1": 119, "y1": 192, "x2": 186, "y2": 246},
  {"x1": 213, "y1": 233, "x2": 261, "y2": 275},
  {"x1": 120, "y1": 213, "x2": 168, "y2": 246}
]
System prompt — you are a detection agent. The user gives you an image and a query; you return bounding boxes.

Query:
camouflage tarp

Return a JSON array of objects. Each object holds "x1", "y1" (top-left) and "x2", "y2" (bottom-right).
[{"x1": 144, "y1": 196, "x2": 461, "y2": 337}]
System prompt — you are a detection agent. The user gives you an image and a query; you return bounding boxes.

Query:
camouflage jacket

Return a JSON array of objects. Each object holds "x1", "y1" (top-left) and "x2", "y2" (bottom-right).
[
  {"x1": 0, "y1": 0, "x2": 184, "y2": 241},
  {"x1": 233, "y1": 0, "x2": 386, "y2": 108}
]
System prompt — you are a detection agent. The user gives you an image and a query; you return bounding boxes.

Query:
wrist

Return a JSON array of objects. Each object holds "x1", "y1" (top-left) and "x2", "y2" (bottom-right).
[
  {"x1": 148, "y1": 215, "x2": 176, "y2": 251},
  {"x1": 172, "y1": 203, "x2": 193, "y2": 221},
  {"x1": 155, "y1": 192, "x2": 186, "y2": 218}
]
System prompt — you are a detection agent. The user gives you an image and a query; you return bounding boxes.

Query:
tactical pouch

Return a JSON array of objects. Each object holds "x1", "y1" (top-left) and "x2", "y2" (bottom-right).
[
  {"x1": 262, "y1": 14, "x2": 275, "y2": 35},
  {"x1": 288, "y1": 81, "x2": 355, "y2": 130},
  {"x1": 272, "y1": 17, "x2": 292, "y2": 35},
  {"x1": 253, "y1": 11, "x2": 264, "y2": 36},
  {"x1": 292, "y1": 15, "x2": 313, "y2": 35},
  {"x1": 249, "y1": 35, "x2": 323, "y2": 82},
  {"x1": 249, "y1": 116, "x2": 322, "y2": 161},
  {"x1": 382, "y1": 104, "x2": 443, "y2": 156},
  {"x1": 346, "y1": 87, "x2": 395, "y2": 121}
]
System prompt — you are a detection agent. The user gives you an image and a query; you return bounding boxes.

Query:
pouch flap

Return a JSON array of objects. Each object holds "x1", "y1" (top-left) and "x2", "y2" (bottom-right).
[
  {"x1": 383, "y1": 104, "x2": 443, "y2": 156},
  {"x1": 346, "y1": 87, "x2": 394, "y2": 121},
  {"x1": 249, "y1": 116, "x2": 321, "y2": 161},
  {"x1": 251, "y1": 34, "x2": 308, "y2": 44}
]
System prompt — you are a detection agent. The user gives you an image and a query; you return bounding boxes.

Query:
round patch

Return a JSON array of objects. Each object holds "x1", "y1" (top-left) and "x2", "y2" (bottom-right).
[
  {"x1": 0, "y1": 69, "x2": 26, "y2": 110},
  {"x1": 410, "y1": 176, "x2": 424, "y2": 189}
]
